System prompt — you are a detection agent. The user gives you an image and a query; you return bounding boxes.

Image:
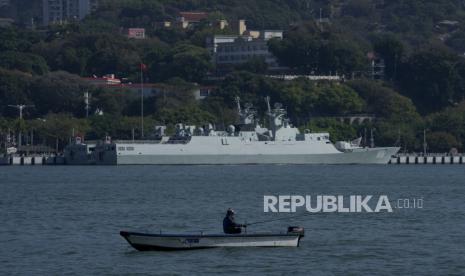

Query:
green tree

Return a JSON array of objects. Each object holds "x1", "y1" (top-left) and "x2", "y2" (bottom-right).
[
  {"x1": 88, "y1": 114, "x2": 155, "y2": 139},
  {"x1": 314, "y1": 84, "x2": 365, "y2": 115},
  {"x1": 91, "y1": 86, "x2": 138, "y2": 116},
  {"x1": 344, "y1": 0, "x2": 374, "y2": 18},
  {"x1": 0, "y1": 69, "x2": 33, "y2": 116},
  {"x1": 348, "y1": 79, "x2": 423, "y2": 150},
  {"x1": 398, "y1": 46, "x2": 463, "y2": 113},
  {"x1": 34, "y1": 113, "x2": 90, "y2": 151},
  {"x1": 426, "y1": 103, "x2": 465, "y2": 149},
  {"x1": 427, "y1": 131, "x2": 461, "y2": 152},
  {"x1": 166, "y1": 44, "x2": 213, "y2": 82},
  {"x1": 0, "y1": 27, "x2": 40, "y2": 52},
  {"x1": 268, "y1": 22, "x2": 366, "y2": 74},
  {"x1": 0, "y1": 51, "x2": 49, "y2": 75},
  {"x1": 29, "y1": 71, "x2": 89, "y2": 116},
  {"x1": 304, "y1": 118, "x2": 358, "y2": 142},
  {"x1": 33, "y1": 33, "x2": 141, "y2": 77},
  {"x1": 348, "y1": 79, "x2": 421, "y2": 123},
  {"x1": 373, "y1": 34, "x2": 404, "y2": 80}
]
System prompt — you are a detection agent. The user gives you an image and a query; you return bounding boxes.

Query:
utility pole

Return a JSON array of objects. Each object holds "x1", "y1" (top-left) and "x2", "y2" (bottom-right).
[
  {"x1": 370, "y1": 128, "x2": 375, "y2": 148},
  {"x1": 4, "y1": 129, "x2": 7, "y2": 153},
  {"x1": 84, "y1": 91, "x2": 91, "y2": 118},
  {"x1": 31, "y1": 128, "x2": 34, "y2": 153},
  {"x1": 140, "y1": 63, "x2": 145, "y2": 138},
  {"x1": 264, "y1": 96, "x2": 272, "y2": 130},
  {"x1": 395, "y1": 128, "x2": 401, "y2": 147},
  {"x1": 371, "y1": 60, "x2": 375, "y2": 80},
  {"x1": 8, "y1": 104, "x2": 34, "y2": 148},
  {"x1": 423, "y1": 129, "x2": 427, "y2": 156},
  {"x1": 364, "y1": 128, "x2": 367, "y2": 147}
]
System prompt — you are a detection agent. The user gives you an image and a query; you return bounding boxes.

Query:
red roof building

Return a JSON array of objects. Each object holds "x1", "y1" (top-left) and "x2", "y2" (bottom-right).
[
  {"x1": 177, "y1": 11, "x2": 208, "y2": 28},
  {"x1": 83, "y1": 74, "x2": 121, "y2": 85},
  {"x1": 125, "y1": 28, "x2": 146, "y2": 39}
]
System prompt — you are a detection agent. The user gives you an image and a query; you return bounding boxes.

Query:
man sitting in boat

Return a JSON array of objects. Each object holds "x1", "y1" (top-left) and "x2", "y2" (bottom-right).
[{"x1": 223, "y1": 208, "x2": 246, "y2": 234}]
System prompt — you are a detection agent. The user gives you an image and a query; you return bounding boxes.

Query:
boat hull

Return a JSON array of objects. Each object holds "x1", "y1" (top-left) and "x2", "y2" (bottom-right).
[
  {"x1": 99, "y1": 147, "x2": 399, "y2": 165},
  {"x1": 120, "y1": 231, "x2": 302, "y2": 250}
]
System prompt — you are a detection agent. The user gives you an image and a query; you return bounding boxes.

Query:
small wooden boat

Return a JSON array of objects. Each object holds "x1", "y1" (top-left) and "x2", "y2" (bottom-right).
[{"x1": 120, "y1": 227, "x2": 304, "y2": 251}]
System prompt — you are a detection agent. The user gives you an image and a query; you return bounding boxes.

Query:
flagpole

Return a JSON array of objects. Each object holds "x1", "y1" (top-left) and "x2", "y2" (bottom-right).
[{"x1": 140, "y1": 64, "x2": 144, "y2": 138}]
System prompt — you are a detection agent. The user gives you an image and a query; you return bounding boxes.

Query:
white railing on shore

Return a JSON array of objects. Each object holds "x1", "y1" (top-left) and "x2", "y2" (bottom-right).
[
  {"x1": 266, "y1": 75, "x2": 342, "y2": 81},
  {"x1": 395, "y1": 153, "x2": 464, "y2": 157}
]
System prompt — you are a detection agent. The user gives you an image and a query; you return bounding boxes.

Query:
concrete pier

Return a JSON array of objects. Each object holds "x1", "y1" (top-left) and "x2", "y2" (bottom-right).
[
  {"x1": 12, "y1": 157, "x2": 21, "y2": 165},
  {"x1": 33, "y1": 156, "x2": 44, "y2": 165},
  {"x1": 22, "y1": 157, "x2": 32, "y2": 165},
  {"x1": 390, "y1": 155, "x2": 465, "y2": 164},
  {"x1": 0, "y1": 155, "x2": 64, "y2": 166},
  {"x1": 408, "y1": 156, "x2": 416, "y2": 164}
]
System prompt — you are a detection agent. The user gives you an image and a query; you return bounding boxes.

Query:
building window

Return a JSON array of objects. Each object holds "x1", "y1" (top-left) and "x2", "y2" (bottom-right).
[{"x1": 200, "y1": 89, "x2": 210, "y2": 97}]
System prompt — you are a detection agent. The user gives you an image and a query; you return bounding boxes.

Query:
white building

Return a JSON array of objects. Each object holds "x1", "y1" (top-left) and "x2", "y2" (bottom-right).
[
  {"x1": 42, "y1": 0, "x2": 98, "y2": 26},
  {"x1": 262, "y1": 30, "x2": 283, "y2": 40},
  {"x1": 207, "y1": 32, "x2": 283, "y2": 70},
  {"x1": 207, "y1": 19, "x2": 284, "y2": 71}
]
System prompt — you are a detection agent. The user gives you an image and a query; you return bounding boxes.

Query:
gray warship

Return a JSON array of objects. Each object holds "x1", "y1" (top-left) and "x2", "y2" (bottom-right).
[{"x1": 82, "y1": 97, "x2": 399, "y2": 165}]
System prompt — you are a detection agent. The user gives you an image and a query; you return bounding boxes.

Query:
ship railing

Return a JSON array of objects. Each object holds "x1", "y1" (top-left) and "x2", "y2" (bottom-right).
[{"x1": 112, "y1": 140, "x2": 162, "y2": 144}]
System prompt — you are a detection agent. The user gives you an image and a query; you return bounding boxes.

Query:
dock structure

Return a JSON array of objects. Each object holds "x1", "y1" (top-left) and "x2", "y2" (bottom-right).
[
  {"x1": 389, "y1": 155, "x2": 465, "y2": 165},
  {"x1": 1, "y1": 154, "x2": 464, "y2": 165},
  {"x1": 0, "y1": 156, "x2": 65, "y2": 166}
]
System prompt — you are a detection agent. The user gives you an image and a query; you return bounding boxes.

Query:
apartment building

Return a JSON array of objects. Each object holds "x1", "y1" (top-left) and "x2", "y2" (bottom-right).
[{"x1": 42, "y1": 0, "x2": 97, "y2": 25}]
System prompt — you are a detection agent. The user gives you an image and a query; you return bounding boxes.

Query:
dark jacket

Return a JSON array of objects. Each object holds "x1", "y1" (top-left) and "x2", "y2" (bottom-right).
[{"x1": 223, "y1": 215, "x2": 242, "y2": 234}]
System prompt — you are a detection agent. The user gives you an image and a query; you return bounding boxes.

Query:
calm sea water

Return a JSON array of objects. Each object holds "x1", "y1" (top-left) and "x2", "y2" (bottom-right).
[{"x1": 1, "y1": 165, "x2": 465, "y2": 275}]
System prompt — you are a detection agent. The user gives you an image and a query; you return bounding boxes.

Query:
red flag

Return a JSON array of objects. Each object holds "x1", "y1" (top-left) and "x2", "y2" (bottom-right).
[{"x1": 140, "y1": 63, "x2": 147, "y2": 71}]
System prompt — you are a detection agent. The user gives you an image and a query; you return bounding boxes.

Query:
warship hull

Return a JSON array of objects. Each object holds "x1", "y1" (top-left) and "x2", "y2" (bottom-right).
[{"x1": 95, "y1": 143, "x2": 399, "y2": 165}]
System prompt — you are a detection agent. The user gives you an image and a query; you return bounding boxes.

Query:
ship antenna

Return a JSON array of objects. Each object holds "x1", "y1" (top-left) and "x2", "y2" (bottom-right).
[
  {"x1": 264, "y1": 96, "x2": 275, "y2": 140},
  {"x1": 264, "y1": 96, "x2": 271, "y2": 114},
  {"x1": 235, "y1": 96, "x2": 242, "y2": 114}
]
